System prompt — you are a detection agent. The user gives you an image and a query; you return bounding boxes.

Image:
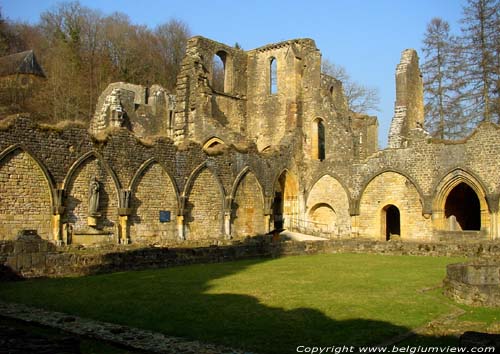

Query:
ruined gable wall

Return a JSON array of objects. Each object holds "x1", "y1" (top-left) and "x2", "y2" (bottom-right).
[
  {"x1": 246, "y1": 40, "x2": 314, "y2": 151},
  {"x1": 174, "y1": 37, "x2": 248, "y2": 145}
]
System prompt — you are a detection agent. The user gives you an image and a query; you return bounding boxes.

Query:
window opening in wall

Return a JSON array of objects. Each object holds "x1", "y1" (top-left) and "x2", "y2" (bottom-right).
[
  {"x1": 212, "y1": 52, "x2": 226, "y2": 92},
  {"x1": 383, "y1": 204, "x2": 400, "y2": 241},
  {"x1": 312, "y1": 118, "x2": 326, "y2": 161},
  {"x1": 444, "y1": 182, "x2": 480, "y2": 230},
  {"x1": 270, "y1": 57, "x2": 277, "y2": 94},
  {"x1": 318, "y1": 120, "x2": 325, "y2": 161},
  {"x1": 168, "y1": 111, "x2": 174, "y2": 130}
]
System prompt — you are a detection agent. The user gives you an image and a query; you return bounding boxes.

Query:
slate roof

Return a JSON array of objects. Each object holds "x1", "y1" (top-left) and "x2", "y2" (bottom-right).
[{"x1": 0, "y1": 50, "x2": 46, "y2": 78}]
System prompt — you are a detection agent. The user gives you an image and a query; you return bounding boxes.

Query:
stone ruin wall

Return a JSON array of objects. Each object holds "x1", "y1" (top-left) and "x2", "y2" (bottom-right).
[
  {"x1": 1, "y1": 37, "x2": 500, "y2": 247},
  {"x1": 2, "y1": 115, "x2": 500, "y2": 245}
]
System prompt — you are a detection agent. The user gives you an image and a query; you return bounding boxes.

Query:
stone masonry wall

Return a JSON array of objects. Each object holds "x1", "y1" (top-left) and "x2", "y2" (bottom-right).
[
  {"x1": 129, "y1": 163, "x2": 178, "y2": 244},
  {"x1": 357, "y1": 171, "x2": 433, "y2": 241},
  {"x1": 305, "y1": 175, "x2": 350, "y2": 237},
  {"x1": 0, "y1": 149, "x2": 52, "y2": 240},
  {"x1": 185, "y1": 168, "x2": 224, "y2": 240},
  {"x1": 64, "y1": 158, "x2": 119, "y2": 238},
  {"x1": 231, "y1": 171, "x2": 266, "y2": 237}
]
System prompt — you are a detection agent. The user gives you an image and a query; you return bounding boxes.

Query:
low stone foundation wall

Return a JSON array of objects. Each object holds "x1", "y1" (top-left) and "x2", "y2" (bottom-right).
[
  {"x1": 443, "y1": 261, "x2": 500, "y2": 307},
  {"x1": 2, "y1": 234, "x2": 500, "y2": 279}
]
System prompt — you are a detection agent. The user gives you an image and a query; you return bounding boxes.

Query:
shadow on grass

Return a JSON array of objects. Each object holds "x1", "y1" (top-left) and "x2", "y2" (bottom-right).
[{"x1": 0, "y1": 238, "x2": 486, "y2": 354}]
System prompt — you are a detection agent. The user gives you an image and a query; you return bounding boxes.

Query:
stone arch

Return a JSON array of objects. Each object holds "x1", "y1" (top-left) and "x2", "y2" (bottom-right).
[
  {"x1": 358, "y1": 168, "x2": 426, "y2": 210},
  {"x1": 308, "y1": 203, "x2": 336, "y2": 233},
  {"x1": 0, "y1": 145, "x2": 54, "y2": 240},
  {"x1": 184, "y1": 164, "x2": 225, "y2": 240},
  {"x1": 432, "y1": 169, "x2": 490, "y2": 233},
  {"x1": 212, "y1": 50, "x2": 233, "y2": 93},
  {"x1": 272, "y1": 169, "x2": 299, "y2": 230},
  {"x1": 311, "y1": 118, "x2": 326, "y2": 161},
  {"x1": 63, "y1": 154, "x2": 120, "y2": 241},
  {"x1": 381, "y1": 204, "x2": 401, "y2": 241},
  {"x1": 128, "y1": 159, "x2": 180, "y2": 244},
  {"x1": 358, "y1": 171, "x2": 430, "y2": 240},
  {"x1": 63, "y1": 151, "x2": 122, "y2": 198},
  {"x1": 202, "y1": 137, "x2": 226, "y2": 151},
  {"x1": 306, "y1": 174, "x2": 351, "y2": 236},
  {"x1": 230, "y1": 168, "x2": 266, "y2": 237}
]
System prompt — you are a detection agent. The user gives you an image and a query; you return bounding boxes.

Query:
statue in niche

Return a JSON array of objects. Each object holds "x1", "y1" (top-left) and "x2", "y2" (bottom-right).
[{"x1": 88, "y1": 176, "x2": 100, "y2": 216}]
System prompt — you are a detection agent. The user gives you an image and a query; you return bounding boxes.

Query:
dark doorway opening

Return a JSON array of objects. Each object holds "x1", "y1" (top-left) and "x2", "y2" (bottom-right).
[
  {"x1": 444, "y1": 182, "x2": 481, "y2": 230},
  {"x1": 384, "y1": 205, "x2": 400, "y2": 241}
]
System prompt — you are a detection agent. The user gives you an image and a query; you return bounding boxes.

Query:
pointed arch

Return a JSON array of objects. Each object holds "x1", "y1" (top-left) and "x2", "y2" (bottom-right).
[
  {"x1": 129, "y1": 159, "x2": 179, "y2": 244},
  {"x1": 230, "y1": 167, "x2": 266, "y2": 237},
  {"x1": 183, "y1": 161, "x2": 226, "y2": 198},
  {"x1": 0, "y1": 144, "x2": 56, "y2": 204},
  {"x1": 432, "y1": 168, "x2": 490, "y2": 232},
  {"x1": 63, "y1": 151, "x2": 122, "y2": 199},
  {"x1": 202, "y1": 137, "x2": 226, "y2": 151},
  {"x1": 358, "y1": 171, "x2": 431, "y2": 240},
  {"x1": 269, "y1": 56, "x2": 278, "y2": 94},
  {"x1": 128, "y1": 158, "x2": 180, "y2": 209},
  {"x1": 230, "y1": 166, "x2": 264, "y2": 203},
  {"x1": 63, "y1": 152, "x2": 120, "y2": 235},
  {"x1": 306, "y1": 174, "x2": 351, "y2": 236},
  {"x1": 357, "y1": 168, "x2": 425, "y2": 212},
  {"x1": 184, "y1": 163, "x2": 225, "y2": 240},
  {"x1": 306, "y1": 172, "x2": 352, "y2": 207},
  {"x1": 311, "y1": 117, "x2": 326, "y2": 161},
  {"x1": 272, "y1": 169, "x2": 299, "y2": 230},
  {"x1": 0, "y1": 145, "x2": 54, "y2": 240}
]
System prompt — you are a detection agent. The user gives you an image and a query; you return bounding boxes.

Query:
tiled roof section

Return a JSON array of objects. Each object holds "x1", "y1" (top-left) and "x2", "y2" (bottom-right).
[{"x1": 0, "y1": 50, "x2": 46, "y2": 77}]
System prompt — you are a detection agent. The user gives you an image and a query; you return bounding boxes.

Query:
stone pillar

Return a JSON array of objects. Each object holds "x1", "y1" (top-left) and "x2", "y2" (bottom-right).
[
  {"x1": 51, "y1": 214, "x2": 62, "y2": 245},
  {"x1": 350, "y1": 215, "x2": 359, "y2": 237},
  {"x1": 177, "y1": 215, "x2": 185, "y2": 240},
  {"x1": 52, "y1": 188, "x2": 65, "y2": 246},
  {"x1": 491, "y1": 212, "x2": 498, "y2": 240},
  {"x1": 118, "y1": 215, "x2": 129, "y2": 244},
  {"x1": 224, "y1": 211, "x2": 232, "y2": 239},
  {"x1": 264, "y1": 214, "x2": 271, "y2": 233}
]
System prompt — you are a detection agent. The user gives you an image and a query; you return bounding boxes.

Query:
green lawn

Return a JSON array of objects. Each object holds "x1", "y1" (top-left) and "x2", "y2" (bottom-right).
[{"x1": 0, "y1": 253, "x2": 498, "y2": 353}]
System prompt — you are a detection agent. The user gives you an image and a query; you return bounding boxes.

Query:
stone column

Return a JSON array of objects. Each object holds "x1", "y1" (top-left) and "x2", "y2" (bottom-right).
[
  {"x1": 177, "y1": 215, "x2": 185, "y2": 240},
  {"x1": 224, "y1": 211, "x2": 232, "y2": 239},
  {"x1": 51, "y1": 214, "x2": 62, "y2": 245},
  {"x1": 490, "y1": 212, "x2": 498, "y2": 240},
  {"x1": 350, "y1": 215, "x2": 359, "y2": 237},
  {"x1": 52, "y1": 188, "x2": 65, "y2": 246},
  {"x1": 264, "y1": 214, "x2": 271, "y2": 233},
  {"x1": 118, "y1": 215, "x2": 129, "y2": 244}
]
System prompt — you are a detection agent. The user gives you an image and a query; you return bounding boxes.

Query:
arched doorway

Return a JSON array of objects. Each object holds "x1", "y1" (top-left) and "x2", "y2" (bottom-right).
[
  {"x1": 382, "y1": 204, "x2": 400, "y2": 241},
  {"x1": 273, "y1": 171, "x2": 299, "y2": 230},
  {"x1": 444, "y1": 182, "x2": 480, "y2": 230}
]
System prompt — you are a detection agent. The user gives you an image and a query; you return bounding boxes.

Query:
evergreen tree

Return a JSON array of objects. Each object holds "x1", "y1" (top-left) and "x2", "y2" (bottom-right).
[
  {"x1": 459, "y1": 0, "x2": 500, "y2": 123},
  {"x1": 422, "y1": 18, "x2": 465, "y2": 139}
]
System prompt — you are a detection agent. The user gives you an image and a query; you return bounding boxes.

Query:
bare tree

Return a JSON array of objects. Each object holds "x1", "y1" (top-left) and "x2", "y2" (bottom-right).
[
  {"x1": 154, "y1": 19, "x2": 191, "y2": 90},
  {"x1": 321, "y1": 59, "x2": 380, "y2": 114}
]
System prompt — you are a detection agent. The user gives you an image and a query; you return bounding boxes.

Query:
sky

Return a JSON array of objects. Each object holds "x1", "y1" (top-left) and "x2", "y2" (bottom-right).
[{"x1": 1, "y1": 0, "x2": 465, "y2": 147}]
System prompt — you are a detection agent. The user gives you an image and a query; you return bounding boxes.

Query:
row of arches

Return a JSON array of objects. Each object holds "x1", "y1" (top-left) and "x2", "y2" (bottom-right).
[
  {"x1": 306, "y1": 170, "x2": 490, "y2": 240},
  {"x1": 0, "y1": 144, "x2": 496, "y2": 243},
  {"x1": 0, "y1": 146, "x2": 274, "y2": 244}
]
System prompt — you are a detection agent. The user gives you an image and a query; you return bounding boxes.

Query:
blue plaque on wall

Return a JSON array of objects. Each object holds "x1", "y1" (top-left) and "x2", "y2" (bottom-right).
[{"x1": 159, "y1": 211, "x2": 171, "y2": 222}]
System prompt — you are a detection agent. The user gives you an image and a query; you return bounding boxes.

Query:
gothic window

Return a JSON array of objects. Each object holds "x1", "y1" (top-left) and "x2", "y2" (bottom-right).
[{"x1": 270, "y1": 57, "x2": 277, "y2": 94}]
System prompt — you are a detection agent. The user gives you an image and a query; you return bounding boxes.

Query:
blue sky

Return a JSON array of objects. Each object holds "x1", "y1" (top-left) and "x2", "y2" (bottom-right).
[{"x1": 1, "y1": 0, "x2": 464, "y2": 146}]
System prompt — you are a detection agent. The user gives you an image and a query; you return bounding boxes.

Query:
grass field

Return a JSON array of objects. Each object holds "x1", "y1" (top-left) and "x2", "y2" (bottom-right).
[{"x1": 0, "y1": 253, "x2": 499, "y2": 353}]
